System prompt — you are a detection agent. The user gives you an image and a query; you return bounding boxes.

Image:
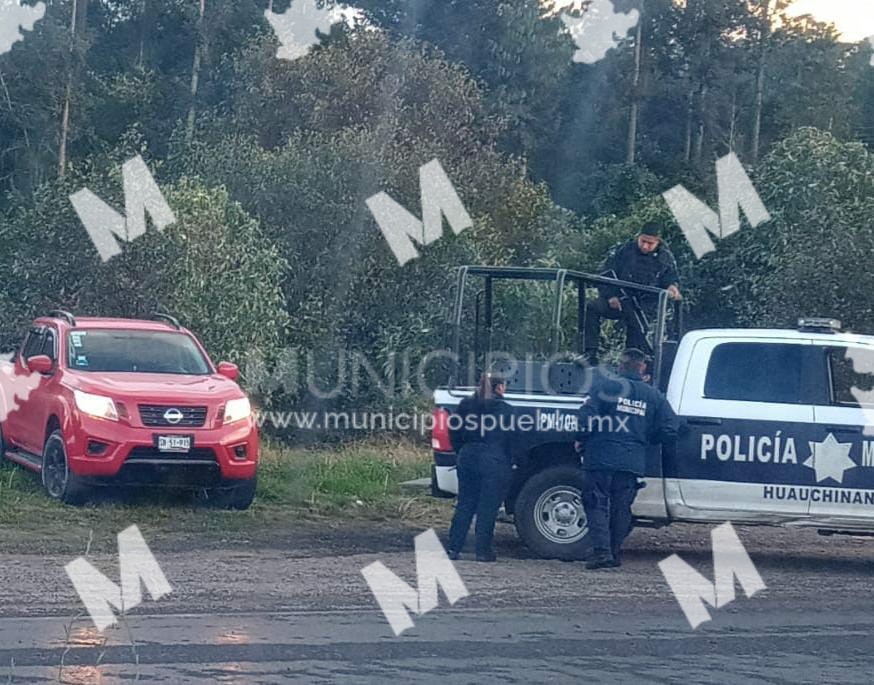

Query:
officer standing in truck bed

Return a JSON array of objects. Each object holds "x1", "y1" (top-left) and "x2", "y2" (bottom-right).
[
  {"x1": 574, "y1": 348, "x2": 678, "y2": 570},
  {"x1": 585, "y1": 222, "x2": 682, "y2": 363}
]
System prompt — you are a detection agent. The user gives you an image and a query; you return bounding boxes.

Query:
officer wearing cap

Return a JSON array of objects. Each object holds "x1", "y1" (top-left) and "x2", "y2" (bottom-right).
[
  {"x1": 574, "y1": 348, "x2": 678, "y2": 569},
  {"x1": 584, "y1": 222, "x2": 682, "y2": 363}
]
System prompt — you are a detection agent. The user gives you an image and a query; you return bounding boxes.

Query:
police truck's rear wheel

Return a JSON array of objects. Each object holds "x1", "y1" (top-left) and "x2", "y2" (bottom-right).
[{"x1": 514, "y1": 465, "x2": 590, "y2": 560}]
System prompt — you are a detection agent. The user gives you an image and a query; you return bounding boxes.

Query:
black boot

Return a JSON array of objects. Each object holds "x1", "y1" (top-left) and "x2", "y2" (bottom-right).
[{"x1": 585, "y1": 555, "x2": 615, "y2": 570}]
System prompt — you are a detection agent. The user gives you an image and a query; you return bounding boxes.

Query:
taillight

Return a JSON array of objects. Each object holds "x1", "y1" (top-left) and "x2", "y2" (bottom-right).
[{"x1": 432, "y1": 407, "x2": 452, "y2": 452}]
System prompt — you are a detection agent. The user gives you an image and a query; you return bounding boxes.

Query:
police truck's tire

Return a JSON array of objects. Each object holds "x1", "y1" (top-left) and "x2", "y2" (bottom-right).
[
  {"x1": 41, "y1": 430, "x2": 89, "y2": 505},
  {"x1": 514, "y1": 465, "x2": 591, "y2": 560}
]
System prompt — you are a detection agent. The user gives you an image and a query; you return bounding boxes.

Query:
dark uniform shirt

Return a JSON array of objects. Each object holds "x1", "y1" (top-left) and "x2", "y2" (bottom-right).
[
  {"x1": 600, "y1": 239, "x2": 679, "y2": 302},
  {"x1": 449, "y1": 396, "x2": 513, "y2": 464},
  {"x1": 575, "y1": 370, "x2": 678, "y2": 476}
]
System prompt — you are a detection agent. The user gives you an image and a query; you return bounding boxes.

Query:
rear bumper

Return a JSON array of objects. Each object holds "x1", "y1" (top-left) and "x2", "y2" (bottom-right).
[
  {"x1": 432, "y1": 463, "x2": 458, "y2": 498},
  {"x1": 433, "y1": 450, "x2": 457, "y2": 467},
  {"x1": 66, "y1": 414, "x2": 258, "y2": 481}
]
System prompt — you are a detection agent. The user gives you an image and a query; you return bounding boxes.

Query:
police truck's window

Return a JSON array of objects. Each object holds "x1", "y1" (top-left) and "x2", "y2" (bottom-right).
[
  {"x1": 704, "y1": 343, "x2": 811, "y2": 404},
  {"x1": 827, "y1": 347, "x2": 874, "y2": 407},
  {"x1": 66, "y1": 330, "x2": 211, "y2": 374}
]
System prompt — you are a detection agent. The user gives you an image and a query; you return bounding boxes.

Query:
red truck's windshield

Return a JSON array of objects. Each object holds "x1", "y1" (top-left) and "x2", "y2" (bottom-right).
[{"x1": 66, "y1": 329, "x2": 211, "y2": 375}]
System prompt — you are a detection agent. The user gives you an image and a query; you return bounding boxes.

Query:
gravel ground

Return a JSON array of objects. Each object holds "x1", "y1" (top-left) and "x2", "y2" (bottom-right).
[{"x1": 1, "y1": 520, "x2": 874, "y2": 683}]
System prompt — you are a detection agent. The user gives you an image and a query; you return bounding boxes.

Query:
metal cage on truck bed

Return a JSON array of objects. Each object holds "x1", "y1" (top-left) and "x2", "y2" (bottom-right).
[{"x1": 444, "y1": 266, "x2": 684, "y2": 393}]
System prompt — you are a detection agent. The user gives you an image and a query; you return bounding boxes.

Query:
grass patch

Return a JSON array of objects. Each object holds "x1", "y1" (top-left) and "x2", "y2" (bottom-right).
[{"x1": 0, "y1": 438, "x2": 448, "y2": 553}]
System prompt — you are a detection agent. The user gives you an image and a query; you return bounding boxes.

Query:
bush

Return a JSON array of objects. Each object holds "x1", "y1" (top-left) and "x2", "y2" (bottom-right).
[
  {"x1": 179, "y1": 32, "x2": 583, "y2": 412},
  {"x1": 695, "y1": 128, "x2": 874, "y2": 332},
  {"x1": 0, "y1": 158, "x2": 288, "y2": 363}
]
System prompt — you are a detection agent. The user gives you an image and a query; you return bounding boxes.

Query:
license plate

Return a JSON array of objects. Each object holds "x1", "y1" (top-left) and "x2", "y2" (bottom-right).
[{"x1": 157, "y1": 435, "x2": 191, "y2": 453}]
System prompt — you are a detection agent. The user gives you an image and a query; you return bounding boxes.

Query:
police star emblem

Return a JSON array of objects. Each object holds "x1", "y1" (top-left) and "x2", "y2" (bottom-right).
[{"x1": 803, "y1": 433, "x2": 856, "y2": 484}]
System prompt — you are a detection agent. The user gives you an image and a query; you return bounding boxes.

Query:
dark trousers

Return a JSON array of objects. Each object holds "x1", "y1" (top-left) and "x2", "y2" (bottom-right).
[
  {"x1": 448, "y1": 446, "x2": 512, "y2": 556},
  {"x1": 582, "y1": 470, "x2": 639, "y2": 562},
  {"x1": 584, "y1": 296, "x2": 650, "y2": 357}
]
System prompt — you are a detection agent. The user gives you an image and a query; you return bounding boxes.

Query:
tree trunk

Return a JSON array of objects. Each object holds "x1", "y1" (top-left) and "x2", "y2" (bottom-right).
[
  {"x1": 694, "y1": 83, "x2": 707, "y2": 164},
  {"x1": 626, "y1": 0, "x2": 645, "y2": 164},
  {"x1": 682, "y1": 0, "x2": 698, "y2": 164},
  {"x1": 138, "y1": 0, "x2": 156, "y2": 69},
  {"x1": 751, "y1": 0, "x2": 772, "y2": 163},
  {"x1": 185, "y1": 0, "x2": 207, "y2": 145},
  {"x1": 684, "y1": 85, "x2": 694, "y2": 163},
  {"x1": 58, "y1": 0, "x2": 88, "y2": 178},
  {"x1": 729, "y1": 88, "x2": 737, "y2": 152}
]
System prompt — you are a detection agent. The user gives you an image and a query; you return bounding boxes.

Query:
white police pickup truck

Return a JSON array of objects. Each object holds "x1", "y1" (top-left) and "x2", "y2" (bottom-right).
[{"x1": 431, "y1": 266, "x2": 874, "y2": 559}]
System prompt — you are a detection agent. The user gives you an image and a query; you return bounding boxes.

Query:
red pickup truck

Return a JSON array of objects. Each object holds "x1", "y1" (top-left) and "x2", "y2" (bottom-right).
[{"x1": 0, "y1": 311, "x2": 258, "y2": 508}]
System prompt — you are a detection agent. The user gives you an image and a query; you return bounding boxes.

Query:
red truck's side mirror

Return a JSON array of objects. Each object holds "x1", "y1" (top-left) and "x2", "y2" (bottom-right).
[
  {"x1": 27, "y1": 355, "x2": 53, "y2": 374},
  {"x1": 216, "y1": 362, "x2": 239, "y2": 381}
]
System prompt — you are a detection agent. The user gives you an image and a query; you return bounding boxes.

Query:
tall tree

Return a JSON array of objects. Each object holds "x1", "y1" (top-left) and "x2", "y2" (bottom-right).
[
  {"x1": 185, "y1": 0, "x2": 206, "y2": 144},
  {"x1": 749, "y1": 0, "x2": 771, "y2": 161},
  {"x1": 627, "y1": 0, "x2": 645, "y2": 163},
  {"x1": 58, "y1": 0, "x2": 89, "y2": 177},
  {"x1": 355, "y1": 0, "x2": 574, "y2": 176}
]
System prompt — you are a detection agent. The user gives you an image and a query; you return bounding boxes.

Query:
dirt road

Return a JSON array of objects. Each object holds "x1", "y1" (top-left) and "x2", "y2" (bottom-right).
[{"x1": 2, "y1": 520, "x2": 874, "y2": 683}]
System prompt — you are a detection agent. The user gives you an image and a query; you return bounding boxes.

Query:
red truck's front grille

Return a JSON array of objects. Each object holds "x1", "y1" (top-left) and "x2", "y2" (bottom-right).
[{"x1": 138, "y1": 405, "x2": 208, "y2": 427}]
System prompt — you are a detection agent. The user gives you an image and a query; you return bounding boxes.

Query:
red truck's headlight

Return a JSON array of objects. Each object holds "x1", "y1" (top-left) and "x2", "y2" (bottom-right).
[
  {"x1": 73, "y1": 389, "x2": 119, "y2": 421},
  {"x1": 223, "y1": 397, "x2": 252, "y2": 425}
]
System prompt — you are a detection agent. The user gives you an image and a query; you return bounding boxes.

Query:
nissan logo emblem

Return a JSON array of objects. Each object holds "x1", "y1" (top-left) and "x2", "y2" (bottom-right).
[{"x1": 163, "y1": 408, "x2": 184, "y2": 425}]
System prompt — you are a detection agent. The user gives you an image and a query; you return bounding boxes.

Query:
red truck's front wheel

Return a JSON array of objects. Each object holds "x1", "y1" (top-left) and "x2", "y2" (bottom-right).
[{"x1": 42, "y1": 430, "x2": 89, "y2": 505}]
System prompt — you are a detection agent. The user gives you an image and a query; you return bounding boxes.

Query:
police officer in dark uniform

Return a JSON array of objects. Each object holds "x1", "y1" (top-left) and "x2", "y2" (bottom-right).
[
  {"x1": 447, "y1": 373, "x2": 514, "y2": 562},
  {"x1": 574, "y1": 348, "x2": 678, "y2": 570},
  {"x1": 585, "y1": 222, "x2": 682, "y2": 363}
]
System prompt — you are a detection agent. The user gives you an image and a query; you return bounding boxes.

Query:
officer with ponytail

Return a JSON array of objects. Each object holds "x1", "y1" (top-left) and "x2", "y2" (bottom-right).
[{"x1": 447, "y1": 373, "x2": 514, "y2": 562}]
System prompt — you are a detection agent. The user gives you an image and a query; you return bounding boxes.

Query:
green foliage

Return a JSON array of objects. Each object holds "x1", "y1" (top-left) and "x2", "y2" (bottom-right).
[
  {"x1": 178, "y1": 33, "x2": 582, "y2": 408},
  {"x1": 355, "y1": 0, "x2": 574, "y2": 162},
  {"x1": 0, "y1": 0, "x2": 872, "y2": 437},
  {"x1": 698, "y1": 128, "x2": 874, "y2": 331},
  {"x1": 0, "y1": 161, "x2": 288, "y2": 362}
]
